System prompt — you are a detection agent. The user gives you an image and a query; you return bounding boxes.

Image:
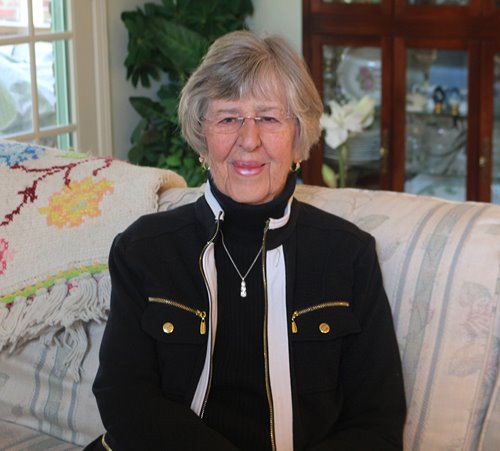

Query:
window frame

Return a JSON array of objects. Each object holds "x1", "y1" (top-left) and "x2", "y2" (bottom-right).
[{"x1": 0, "y1": 0, "x2": 112, "y2": 156}]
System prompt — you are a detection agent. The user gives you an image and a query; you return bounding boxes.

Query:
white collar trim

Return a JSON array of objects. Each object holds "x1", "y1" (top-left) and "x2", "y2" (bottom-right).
[{"x1": 204, "y1": 180, "x2": 293, "y2": 230}]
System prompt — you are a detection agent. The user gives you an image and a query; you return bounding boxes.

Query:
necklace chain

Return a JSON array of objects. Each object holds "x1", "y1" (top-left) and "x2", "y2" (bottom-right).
[{"x1": 220, "y1": 230, "x2": 263, "y2": 298}]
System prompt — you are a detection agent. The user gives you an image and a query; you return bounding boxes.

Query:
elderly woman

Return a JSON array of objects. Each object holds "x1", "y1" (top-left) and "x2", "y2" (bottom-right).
[{"x1": 86, "y1": 31, "x2": 406, "y2": 451}]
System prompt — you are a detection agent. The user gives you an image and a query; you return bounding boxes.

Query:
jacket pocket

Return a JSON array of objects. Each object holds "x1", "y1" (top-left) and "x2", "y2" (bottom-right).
[
  {"x1": 291, "y1": 301, "x2": 361, "y2": 394},
  {"x1": 141, "y1": 297, "x2": 207, "y2": 399},
  {"x1": 143, "y1": 297, "x2": 207, "y2": 342},
  {"x1": 291, "y1": 301, "x2": 358, "y2": 339}
]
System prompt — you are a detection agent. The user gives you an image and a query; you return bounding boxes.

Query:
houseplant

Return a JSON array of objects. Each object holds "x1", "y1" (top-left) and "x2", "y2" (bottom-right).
[{"x1": 122, "y1": 0, "x2": 254, "y2": 186}]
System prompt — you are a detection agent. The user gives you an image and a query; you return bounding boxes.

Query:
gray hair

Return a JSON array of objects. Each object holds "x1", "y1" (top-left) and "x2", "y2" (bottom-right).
[{"x1": 178, "y1": 30, "x2": 323, "y2": 160}]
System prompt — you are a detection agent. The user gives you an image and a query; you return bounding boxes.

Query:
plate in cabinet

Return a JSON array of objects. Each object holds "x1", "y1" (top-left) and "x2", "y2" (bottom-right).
[{"x1": 338, "y1": 47, "x2": 382, "y2": 106}]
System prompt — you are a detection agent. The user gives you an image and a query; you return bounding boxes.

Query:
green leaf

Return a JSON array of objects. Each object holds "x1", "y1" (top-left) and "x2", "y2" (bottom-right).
[
  {"x1": 157, "y1": 82, "x2": 181, "y2": 100},
  {"x1": 131, "y1": 118, "x2": 148, "y2": 144},
  {"x1": 183, "y1": 156, "x2": 195, "y2": 169},
  {"x1": 129, "y1": 97, "x2": 165, "y2": 122},
  {"x1": 165, "y1": 155, "x2": 182, "y2": 166},
  {"x1": 128, "y1": 144, "x2": 144, "y2": 164},
  {"x1": 160, "y1": 0, "x2": 177, "y2": 16},
  {"x1": 321, "y1": 164, "x2": 337, "y2": 188},
  {"x1": 144, "y1": 3, "x2": 168, "y2": 17},
  {"x1": 150, "y1": 19, "x2": 208, "y2": 77},
  {"x1": 121, "y1": 10, "x2": 145, "y2": 34}
]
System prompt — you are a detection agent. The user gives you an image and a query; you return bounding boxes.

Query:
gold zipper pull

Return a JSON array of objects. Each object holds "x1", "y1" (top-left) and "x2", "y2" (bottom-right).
[
  {"x1": 291, "y1": 311, "x2": 299, "y2": 334},
  {"x1": 198, "y1": 311, "x2": 207, "y2": 335}
]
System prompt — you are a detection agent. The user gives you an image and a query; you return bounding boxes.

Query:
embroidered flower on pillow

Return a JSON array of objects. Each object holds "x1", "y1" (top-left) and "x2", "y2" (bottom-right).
[
  {"x1": 0, "y1": 143, "x2": 45, "y2": 167},
  {"x1": 0, "y1": 238, "x2": 15, "y2": 276},
  {"x1": 39, "y1": 177, "x2": 114, "y2": 228}
]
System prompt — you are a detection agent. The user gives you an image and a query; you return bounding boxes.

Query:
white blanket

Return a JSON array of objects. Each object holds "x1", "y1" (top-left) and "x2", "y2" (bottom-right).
[{"x1": 0, "y1": 141, "x2": 186, "y2": 378}]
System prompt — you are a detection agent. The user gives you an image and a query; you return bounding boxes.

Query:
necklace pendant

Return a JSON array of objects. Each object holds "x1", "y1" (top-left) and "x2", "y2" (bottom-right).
[{"x1": 240, "y1": 280, "x2": 247, "y2": 298}]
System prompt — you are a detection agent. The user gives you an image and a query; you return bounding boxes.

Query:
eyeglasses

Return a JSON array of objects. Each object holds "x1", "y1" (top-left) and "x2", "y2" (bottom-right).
[{"x1": 202, "y1": 113, "x2": 295, "y2": 134}]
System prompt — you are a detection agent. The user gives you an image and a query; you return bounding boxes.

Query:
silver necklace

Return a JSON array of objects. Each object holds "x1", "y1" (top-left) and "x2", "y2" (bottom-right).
[{"x1": 220, "y1": 231, "x2": 263, "y2": 298}]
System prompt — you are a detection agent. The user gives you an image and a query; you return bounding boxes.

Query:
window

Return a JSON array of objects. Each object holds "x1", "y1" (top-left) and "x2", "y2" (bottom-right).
[{"x1": 0, "y1": 0, "x2": 111, "y2": 155}]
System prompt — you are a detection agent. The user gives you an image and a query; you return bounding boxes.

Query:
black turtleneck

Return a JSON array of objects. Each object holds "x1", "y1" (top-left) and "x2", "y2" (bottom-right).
[{"x1": 202, "y1": 174, "x2": 296, "y2": 451}]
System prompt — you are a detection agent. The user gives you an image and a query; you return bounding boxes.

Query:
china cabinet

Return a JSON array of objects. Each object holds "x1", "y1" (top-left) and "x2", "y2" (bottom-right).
[{"x1": 302, "y1": 0, "x2": 500, "y2": 203}]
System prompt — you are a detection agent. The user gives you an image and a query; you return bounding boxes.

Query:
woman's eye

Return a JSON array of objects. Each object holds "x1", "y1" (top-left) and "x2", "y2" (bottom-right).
[
  {"x1": 218, "y1": 117, "x2": 239, "y2": 125},
  {"x1": 260, "y1": 116, "x2": 279, "y2": 123}
]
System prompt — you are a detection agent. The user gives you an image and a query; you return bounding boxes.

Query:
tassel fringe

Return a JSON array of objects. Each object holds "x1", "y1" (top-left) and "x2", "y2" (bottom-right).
[{"x1": 0, "y1": 271, "x2": 110, "y2": 381}]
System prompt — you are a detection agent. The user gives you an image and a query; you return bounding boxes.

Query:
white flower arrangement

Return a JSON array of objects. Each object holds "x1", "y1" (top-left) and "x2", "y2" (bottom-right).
[{"x1": 320, "y1": 95, "x2": 376, "y2": 187}]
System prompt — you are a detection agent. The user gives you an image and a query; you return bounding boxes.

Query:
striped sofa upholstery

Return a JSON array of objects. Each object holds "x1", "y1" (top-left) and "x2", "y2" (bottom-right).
[
  {"x1": 1, "y1": 185, "x2": 499, "y2": 450},
  {"x1": 293, "y1": 186, "x2": 500, "y2": 451}
]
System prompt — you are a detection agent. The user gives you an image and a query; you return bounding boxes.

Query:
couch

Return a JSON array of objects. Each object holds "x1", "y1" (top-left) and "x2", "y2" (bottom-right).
[{"x1": 1, "y1": 141, "x2": 499, "y2": 450}]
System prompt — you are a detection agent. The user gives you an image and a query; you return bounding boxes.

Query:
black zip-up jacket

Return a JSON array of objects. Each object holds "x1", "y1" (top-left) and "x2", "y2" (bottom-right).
[{"x1": 90, "y1": 187, "x2": 406, "y2": 451}]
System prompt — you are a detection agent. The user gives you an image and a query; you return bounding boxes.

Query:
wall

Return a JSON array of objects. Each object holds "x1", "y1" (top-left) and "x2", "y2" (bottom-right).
[
  {"x1": 107, "y1": 0, "x2": 160, "y2": 161},
  {"x1": 247, "y1": 0, "x2": 302, "y2": 53},
  {"x1": 107, "y1": 0, "x2": 302, "y2": 161}
]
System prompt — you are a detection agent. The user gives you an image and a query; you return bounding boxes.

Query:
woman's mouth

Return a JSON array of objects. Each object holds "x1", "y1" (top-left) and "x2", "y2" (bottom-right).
[{"x1": 232, "y1": 161, "x2": 265, "y2": 176}]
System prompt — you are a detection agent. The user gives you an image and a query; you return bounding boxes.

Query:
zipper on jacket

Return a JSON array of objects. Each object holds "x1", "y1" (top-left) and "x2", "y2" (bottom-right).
[
  {"x1": 199, "y1": 214, "x2": 222, "y2": 418},
  {"x1": 148, "y1": 297, "x2": 207, "y2": 335},
  {"x1": 291, "y1": 301, "x2": 350, "y2": 334},
  {"x1": 101, "y1": 433, "x2": 112, "y2": 451},
  {"x1": 261, "y1": 219, "x2": 277, "y2": 451}
]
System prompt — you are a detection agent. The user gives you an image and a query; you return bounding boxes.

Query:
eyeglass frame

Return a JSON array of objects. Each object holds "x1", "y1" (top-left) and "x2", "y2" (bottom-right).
[{"x1": 201, "y1": 113, "x2": 296, "y2": 134}]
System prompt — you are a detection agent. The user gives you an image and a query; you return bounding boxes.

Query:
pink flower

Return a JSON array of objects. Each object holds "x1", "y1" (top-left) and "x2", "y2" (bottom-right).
[{"x1": 0, "y1": 238, "x2": 15, "y2": 276}]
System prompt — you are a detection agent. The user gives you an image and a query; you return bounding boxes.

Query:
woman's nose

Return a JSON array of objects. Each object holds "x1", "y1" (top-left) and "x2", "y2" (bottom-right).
[{"x1": 237, "y1": 118, "x2": 262, "y2": 150}]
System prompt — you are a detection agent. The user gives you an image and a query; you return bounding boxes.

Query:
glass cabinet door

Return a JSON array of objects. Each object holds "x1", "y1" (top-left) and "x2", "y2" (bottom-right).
[
  {"x1": 404, "y1": 48, "x2": 468, "y2": 201},
  {"x1": 493, "y1": 54, "x2": 500, "y2": 204},
  {"x1": 321, "y1": 45, "x2": 382, "y2": 189}
]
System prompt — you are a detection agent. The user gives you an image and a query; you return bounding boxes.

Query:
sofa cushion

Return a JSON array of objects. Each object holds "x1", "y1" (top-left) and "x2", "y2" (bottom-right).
[
  {"x1": 0, "y1": 321, "x2": 104, "y2": 447},
  {"x1": 159, "y1": 185, "x2": 500, "y2": 451},
  {"x1": 0, "y1": 420, "x2": 83, "y2": 451},
  {"x1": 0, "y1": 419, "x2": 81, "y2": 450}
]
